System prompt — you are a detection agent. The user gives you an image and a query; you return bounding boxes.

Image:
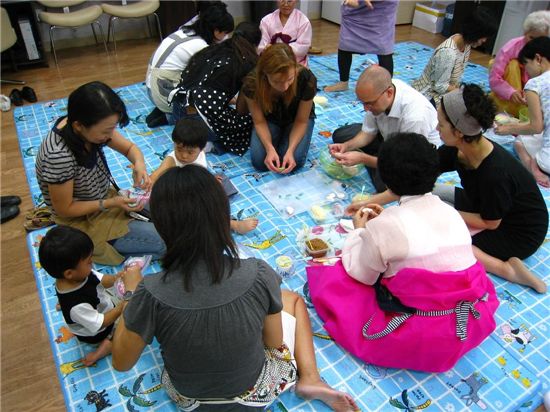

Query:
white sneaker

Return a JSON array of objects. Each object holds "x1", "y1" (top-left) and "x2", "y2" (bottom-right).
[{"x1": 0, "y1": 95, "x2": 10, "y2": 112}]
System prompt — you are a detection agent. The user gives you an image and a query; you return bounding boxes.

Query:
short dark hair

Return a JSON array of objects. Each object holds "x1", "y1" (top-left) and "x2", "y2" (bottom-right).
[
  {"x1": 378, "y1": 133, "x2": 440, "y2": 196},
  {"x1": 38, "y1": 226, "x2": 94, "y2": 279},
  {"x1": 150, "y1": 165, "x2": 238, "y2": 291},
  {"x1": 187, "y1": 2, "x2": 234, "y2": 45},
  {"x1": 461, "y1": 6, "x2": 497, "y2": 44},
  {"x1": 519, "y1": 36, "x2": 550, "y2": 64},
  {"x1": 172, "y1": 118, "x2": 208, "y2": 149}
]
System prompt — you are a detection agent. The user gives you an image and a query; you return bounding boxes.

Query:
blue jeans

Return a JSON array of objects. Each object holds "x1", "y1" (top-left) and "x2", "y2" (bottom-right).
[
  {"x1": 250, "y1": 119, "x2": 314, "y2": 171},
  {"x1": 110, "y1": 220, "x2": 166, "y2": 260},
  {"x1": 172, "y1": 98, "x2": 220, "y2": 145}
]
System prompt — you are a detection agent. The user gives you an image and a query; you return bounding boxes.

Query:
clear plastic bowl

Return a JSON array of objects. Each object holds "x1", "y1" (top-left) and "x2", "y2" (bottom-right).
[{"x1": 319, "y1": 149, "x2": 363, "y2": 180}]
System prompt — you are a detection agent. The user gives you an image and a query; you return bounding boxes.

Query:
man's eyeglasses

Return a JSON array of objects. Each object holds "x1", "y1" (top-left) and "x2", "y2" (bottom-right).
[{"x1": 361, "y1": 86, "x2": 391, "y2": 107}]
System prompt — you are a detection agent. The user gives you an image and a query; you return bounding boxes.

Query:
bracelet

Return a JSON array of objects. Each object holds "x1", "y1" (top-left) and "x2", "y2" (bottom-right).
[{"x1": 99, "y1": 199, "x2": 108, "y2": 212}]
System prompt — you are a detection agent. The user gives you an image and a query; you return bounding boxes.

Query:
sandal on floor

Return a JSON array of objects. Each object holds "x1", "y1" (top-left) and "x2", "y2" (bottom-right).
[
  {"x1": 24, "y1": 205, "x2": 55, "y2": 231},
  {"x1": 24, "y1": 216, "x2": 55, "y2": 232}
]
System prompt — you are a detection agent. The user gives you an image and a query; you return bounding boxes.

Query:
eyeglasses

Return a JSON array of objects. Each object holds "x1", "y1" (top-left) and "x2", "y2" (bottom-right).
[{"x1": 361, "y1": 86, "x2": 391, "y2": 107}]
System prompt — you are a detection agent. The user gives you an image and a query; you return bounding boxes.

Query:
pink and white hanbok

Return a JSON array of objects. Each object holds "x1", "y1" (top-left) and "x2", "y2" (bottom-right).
[{"x1": 259, "y1": 8, "x2": 312, "y2": 66}]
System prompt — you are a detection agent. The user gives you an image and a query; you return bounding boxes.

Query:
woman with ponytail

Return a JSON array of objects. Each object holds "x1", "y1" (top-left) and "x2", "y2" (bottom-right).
[
  {"x1": 170, "y1": 22, "x2": 261, "y2": 155},
  {"x1": 145, "y1": 2, "x2": 234, "y2": 127}
]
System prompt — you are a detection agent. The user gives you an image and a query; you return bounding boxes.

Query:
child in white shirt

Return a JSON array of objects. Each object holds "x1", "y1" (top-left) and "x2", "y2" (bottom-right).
[{"x1": 150, "y1": 118, "x2": 258, "y2": 234}]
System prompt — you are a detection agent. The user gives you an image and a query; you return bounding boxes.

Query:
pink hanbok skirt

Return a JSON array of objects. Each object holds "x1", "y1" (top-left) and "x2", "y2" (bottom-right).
[{"x1": 307, "y1": 261, "x2": 498, "y2": 372}]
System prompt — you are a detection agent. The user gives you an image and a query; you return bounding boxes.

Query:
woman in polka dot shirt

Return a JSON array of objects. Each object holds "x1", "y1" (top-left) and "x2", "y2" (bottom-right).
[{"x1": 170, "y1": 22, "x2": 261, "y2": 155}]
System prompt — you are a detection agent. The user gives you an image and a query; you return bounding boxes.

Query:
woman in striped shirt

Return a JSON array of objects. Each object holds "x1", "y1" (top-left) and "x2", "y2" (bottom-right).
[
  {"x1": 36, "y1": 82, "x2": 165, "y2": 265},
  {"x1": 412, "y1": 7, "x2": 496, "y2": 106}
]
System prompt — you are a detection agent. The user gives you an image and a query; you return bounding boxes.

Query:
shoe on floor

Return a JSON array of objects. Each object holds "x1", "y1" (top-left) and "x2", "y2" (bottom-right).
[
  {"x1": 0, "y1": 95, "x2": 10, "y2": 112},
  {"x1": 1, "y1": 205, "x2": 20, "y2": 224},
  {"x1": 308, "y1": 46, "x2": 323, "y2": 55},
  {"x1": 9, "y1": 89, "x2": 23, "y2": 106},
  {"x1": 0, "y1": 195, "x2": 21, "y2": 207},
  {"x1": 21, "y1": 86, "x2": 37, "y2": 103},
  {"x1": 146, "y1": 107, "x2": 169, "y2": 128}
]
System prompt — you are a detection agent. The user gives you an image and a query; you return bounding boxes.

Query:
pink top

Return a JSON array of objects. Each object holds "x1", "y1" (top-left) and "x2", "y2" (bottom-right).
[
  {"x1": 489, "y1": 36, "x2": 529, "y2": 101},
  {"x1": 258, "y1": 8, "x2": 312, "y2": 66},
  {"x1": 342, "y1": 194, "x2": 476, "y2": 285}
]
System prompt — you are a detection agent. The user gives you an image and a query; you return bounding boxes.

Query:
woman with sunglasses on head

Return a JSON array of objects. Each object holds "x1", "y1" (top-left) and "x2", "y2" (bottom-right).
[
  {"x1": 243, "y1": 43, "x2": 317, "y2": 174},
  {"x1": 258, "y1": 0, "x2": 312, "y2": 66}
]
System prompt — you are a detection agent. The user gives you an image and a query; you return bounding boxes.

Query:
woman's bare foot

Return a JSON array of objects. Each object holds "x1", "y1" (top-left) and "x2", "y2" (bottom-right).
[
  {"x1": 296, "y1": 378, "x2": 359, "y2": 411},
  {"x1": 231, "y1": 218, "x2": 259, "y2": 235},
  {"x1": 324, "y1": 81, "x2": 349, "y2": 93},
  {"x1": 530, "y1": 159, "x2": 550, "y2": 188},
  {"x1": 508, "y1": 257, "x2": 547, "y2": 293},
  {"x1": 82, "y1": 339, "x2": 113, "y2": 366}
]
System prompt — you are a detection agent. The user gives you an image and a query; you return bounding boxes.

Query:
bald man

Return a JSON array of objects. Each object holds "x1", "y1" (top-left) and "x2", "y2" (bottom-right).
[{"x1": 329, "y1": 65, "x2": 440, "y2": 192}]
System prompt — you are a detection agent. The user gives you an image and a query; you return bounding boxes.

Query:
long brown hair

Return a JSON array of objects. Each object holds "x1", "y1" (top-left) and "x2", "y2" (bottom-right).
[{"x1": 251, "y1": 43, "x2": 301, "y2": 114}]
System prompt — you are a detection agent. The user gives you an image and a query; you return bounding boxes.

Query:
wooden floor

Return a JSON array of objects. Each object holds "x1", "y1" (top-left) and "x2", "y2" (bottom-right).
[{"x1": 0, "y1": 21, "x2": 494, "y2": 411}]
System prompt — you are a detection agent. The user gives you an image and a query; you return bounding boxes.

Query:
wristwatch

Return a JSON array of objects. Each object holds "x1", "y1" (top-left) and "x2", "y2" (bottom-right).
[
  {"x1": 122, "y1": 290, "x2": 134, "y2": 301},
  {"x1": 99, "y1": 199, "x2": 108, "y2": 212}
]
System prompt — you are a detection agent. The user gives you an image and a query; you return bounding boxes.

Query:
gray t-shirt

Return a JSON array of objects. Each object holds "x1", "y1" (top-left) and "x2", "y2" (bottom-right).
[{"x1": 124, "y1": 257, "x2": 283, "y2": 399}]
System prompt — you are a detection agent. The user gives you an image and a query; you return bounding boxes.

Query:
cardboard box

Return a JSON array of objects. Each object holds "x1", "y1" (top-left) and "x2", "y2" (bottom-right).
[{"x1": 413, "y1": 2, "x2": 447, "y2": 34}]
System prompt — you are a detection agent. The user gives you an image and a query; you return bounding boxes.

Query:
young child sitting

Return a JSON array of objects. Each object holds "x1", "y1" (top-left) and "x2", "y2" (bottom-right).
[
  {"x1": 495, "y1": 36, "x2": 550, "y2": 187},
  {"x1": 150, "y1": 118, "x2": 259, "y2": 234},
  {"x1": 39, "y1": 225, "x2": 138, "y2": 366}
]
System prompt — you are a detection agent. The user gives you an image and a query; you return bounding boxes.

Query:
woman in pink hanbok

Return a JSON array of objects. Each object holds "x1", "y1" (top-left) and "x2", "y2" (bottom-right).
[
  {"x1": 307, "y1": 133, "x2": 498, "y2": 373},
  {"x1": 258, "y1": 0, "x2": 312, "y2": 66}
]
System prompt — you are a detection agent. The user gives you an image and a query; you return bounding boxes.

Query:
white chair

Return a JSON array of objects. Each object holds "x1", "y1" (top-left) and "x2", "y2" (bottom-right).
[
  {"x1": 37, "y1": 0, "x2": 108, "y2": 66},
  {"x1": 101, "y1": 0, "x2": 162, "y2": 54},
  {"x1": 1, "y1": 7, "x2": 25, "y2": 84}
]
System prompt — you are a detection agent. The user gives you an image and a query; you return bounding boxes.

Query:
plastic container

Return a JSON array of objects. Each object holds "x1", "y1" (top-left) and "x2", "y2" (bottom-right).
[
  {"x1": 275, "y1": 255, "x2": 295, "y2": 279},
  {"x1": 305, "y1": 238, "x2": 329, "y2": 258},
  {"x1": 352, "y1": 192, "x2": 370, "y2": 203},
  {"x1": 308, "y1": 200, "x2": 346, "y2": 224},
  {"x1": 319, "y1": 149, "x2": 363, "y2": 180}
]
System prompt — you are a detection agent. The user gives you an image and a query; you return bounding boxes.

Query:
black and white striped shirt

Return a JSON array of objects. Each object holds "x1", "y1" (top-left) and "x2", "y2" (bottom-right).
[{"x1": 35, "y1": 126, "x2": 110, "y2": 208}]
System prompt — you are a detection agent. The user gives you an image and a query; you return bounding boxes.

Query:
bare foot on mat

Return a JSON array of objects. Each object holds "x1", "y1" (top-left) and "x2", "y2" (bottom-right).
[
  {"x1": 296, "y1": 378, "x2": 360, "y2": 411},
  {"x1": 324, "y1": 82, "x2": 349, "y2": 93},
  {"x1": 231, "y1": 218, "x2": 259, "y2": 235},
  {"x1": 82, "y1": 339, "x2": 113, "y2": 366},
  {"x1": 508, "y1": 257, "x2": 547, "y2": 293}
]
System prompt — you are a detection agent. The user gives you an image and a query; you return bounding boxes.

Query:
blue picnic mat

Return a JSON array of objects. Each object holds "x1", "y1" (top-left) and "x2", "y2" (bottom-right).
[{"x1": 16, "y1": 42, "x2": 548, "y2": 412}]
